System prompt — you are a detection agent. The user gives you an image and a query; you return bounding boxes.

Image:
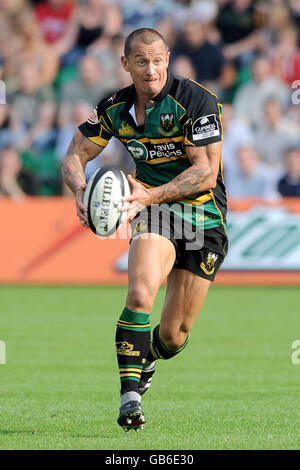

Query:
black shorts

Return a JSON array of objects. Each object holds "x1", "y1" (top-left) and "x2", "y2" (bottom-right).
[{"x1": 130, "y1": 204, "x2": 228, "y2": 281}]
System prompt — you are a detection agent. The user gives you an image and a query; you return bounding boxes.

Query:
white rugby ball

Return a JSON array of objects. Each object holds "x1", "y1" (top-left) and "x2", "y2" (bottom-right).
[{"x1": 83, "y1": 166, "x2": 130, "y2": 237}]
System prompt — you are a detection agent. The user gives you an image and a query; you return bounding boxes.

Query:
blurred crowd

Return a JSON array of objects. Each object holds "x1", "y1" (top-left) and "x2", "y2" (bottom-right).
[{"x1": 1, "y1": 0, "x2": 300, "y2": 199}]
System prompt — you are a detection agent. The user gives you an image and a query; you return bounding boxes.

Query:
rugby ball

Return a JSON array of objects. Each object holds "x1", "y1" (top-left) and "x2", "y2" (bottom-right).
[{"x1": 83, "y1": 166, "x2": 130, "y2": 237}]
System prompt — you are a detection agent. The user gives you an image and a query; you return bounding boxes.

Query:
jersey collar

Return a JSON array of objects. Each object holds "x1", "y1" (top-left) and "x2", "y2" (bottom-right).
[
  {"x1": 119, "y1": 71, "x2": 174, "y2": 118},
  {"x1": 145, "y1": 71, "x2": 174, "y2": 109}
]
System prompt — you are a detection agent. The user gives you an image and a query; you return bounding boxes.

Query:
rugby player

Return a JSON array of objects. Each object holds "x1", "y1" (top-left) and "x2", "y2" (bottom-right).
[{"x1": 61, "y1": 28, "x2": 228, "y2": 432}]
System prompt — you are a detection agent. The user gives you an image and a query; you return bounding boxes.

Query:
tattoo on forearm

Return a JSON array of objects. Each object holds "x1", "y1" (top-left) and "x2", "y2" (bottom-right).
[{"x1": 151, "y1": 166, "x2": 211, "y2": 204}]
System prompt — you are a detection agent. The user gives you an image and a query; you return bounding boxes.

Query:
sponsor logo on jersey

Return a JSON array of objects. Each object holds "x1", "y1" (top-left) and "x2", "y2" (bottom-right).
[
  {"x1": 127, "y1": 140, "x2": 148, "y2": 161},
  {"x1": 87, "y1": 108, "x2": 99, "y2": 125},
  {"x1": 192, "y1": 114, "x2": 220, "y2": 141},
  {"x1": 200, "y1": 117, "x2": 209, "y2": 125},
  {"x1": 160, "y1": 113, "x2": 174, "y2": 131},
  {"x1": 116, "y1": 341, "x2": 140, "y2": 356},
  {"x1": 200, "y1": 252, "x2": 218, "y2": 275},
  {"x1": 127, "y1": 139, "x2": 185, "y2": 161},
  {"x1": 149, "y1": 141, "x2": 184, "y2": 159},
  {"x1": 118, "y1": 121, "x2": 135, "y2": 137}
]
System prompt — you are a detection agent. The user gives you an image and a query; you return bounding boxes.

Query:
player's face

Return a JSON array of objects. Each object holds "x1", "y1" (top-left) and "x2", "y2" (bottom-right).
[{"x1": 121, "y1": 39, "x2": 170, "y2": 100}]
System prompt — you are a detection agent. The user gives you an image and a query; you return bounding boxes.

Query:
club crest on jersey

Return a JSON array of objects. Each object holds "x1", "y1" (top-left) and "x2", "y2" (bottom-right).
[
  {"x1": 200, "y1": 252, "x2": 218, "y2": 275},
  {"x1": 87, "y1": 108, "x2": 98, "y2": 125},
  {"x1": 160, "y1": 113, "x2": 174, "y2": 131}
]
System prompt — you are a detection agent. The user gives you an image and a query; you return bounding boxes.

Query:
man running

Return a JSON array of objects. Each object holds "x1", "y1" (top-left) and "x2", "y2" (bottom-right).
[{"x1": 61, "y1": 28, "x2": 228, "y2": 432}]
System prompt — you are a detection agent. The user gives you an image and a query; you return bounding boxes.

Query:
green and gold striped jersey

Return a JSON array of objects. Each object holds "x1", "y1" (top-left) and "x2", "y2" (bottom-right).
[{"x1": 79, "y1": 72, "x2": 227, "y2": 228}]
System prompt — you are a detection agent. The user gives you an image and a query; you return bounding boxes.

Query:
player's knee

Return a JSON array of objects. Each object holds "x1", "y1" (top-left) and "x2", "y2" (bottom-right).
[{"x1": 126, "y1": 283, "x2": 156, "y2": 313}]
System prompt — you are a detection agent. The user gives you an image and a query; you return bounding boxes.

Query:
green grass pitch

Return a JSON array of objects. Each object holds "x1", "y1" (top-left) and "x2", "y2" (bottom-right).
[{"x1": 0, "y1": 285, "x2": 300, "y2": 450}]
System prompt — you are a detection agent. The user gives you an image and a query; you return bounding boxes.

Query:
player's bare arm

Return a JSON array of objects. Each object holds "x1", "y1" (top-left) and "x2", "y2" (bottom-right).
[
  {"x1": 150, "y1": 142, "x2": 221, "y2": 202},
  {"x1": 61, "y1": 129, "x2": 103, "y2": 226},
  {"x1": 124, "y1": 141, "x2": 222, "y2": 221}
]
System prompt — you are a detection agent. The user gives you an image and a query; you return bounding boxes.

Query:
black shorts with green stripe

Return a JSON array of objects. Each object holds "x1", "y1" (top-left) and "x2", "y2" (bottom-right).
[{"x1": 130, "y1": 204, "x2": 228, "y2": 281}]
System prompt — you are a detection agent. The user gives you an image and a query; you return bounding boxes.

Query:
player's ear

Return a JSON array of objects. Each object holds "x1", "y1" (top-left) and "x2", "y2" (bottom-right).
[
  {"x1": 166, "y1": 50, "x2": 171, "y2": 68},
  {"x1": 121, "y1": 56, "x2": 130, "y2": 72}
]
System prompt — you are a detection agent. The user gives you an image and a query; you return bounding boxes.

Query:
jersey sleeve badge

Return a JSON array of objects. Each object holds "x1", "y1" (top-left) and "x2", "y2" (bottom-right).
[
  {"x1": 87, "y1": 108, "x2": 99, "y2": 125},
  {"x1": 192, "y1": 114, "x2": 220, "y2": 141}
]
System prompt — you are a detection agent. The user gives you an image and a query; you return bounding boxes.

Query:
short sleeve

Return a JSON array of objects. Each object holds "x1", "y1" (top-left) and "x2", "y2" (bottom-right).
[
  {"x1": 78, "y1": 98, "x2": 114, "y2": 148},
  {"x1": 184, "y1": 89, "x2": 223, "y2": 147}
]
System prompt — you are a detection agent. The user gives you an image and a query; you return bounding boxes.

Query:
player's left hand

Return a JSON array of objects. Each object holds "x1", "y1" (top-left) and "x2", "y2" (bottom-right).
[{"x1": 121, "y1": 175, "x2": 153, "y2": 223}]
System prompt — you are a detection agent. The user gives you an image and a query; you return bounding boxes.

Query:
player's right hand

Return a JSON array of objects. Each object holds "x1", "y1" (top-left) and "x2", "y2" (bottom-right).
[{"x1": 75, "y1": 183, "x2": 89, "y2": 228}]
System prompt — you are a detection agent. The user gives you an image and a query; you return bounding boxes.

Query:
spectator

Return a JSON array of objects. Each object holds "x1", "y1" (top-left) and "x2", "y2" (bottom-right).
[
  {"x1": 269, "y1": 26, "x2": 300, "y2": 86},
  {"x1": 60, "y1": 53, "x2": 113, "y2": 103},
  {"x1": 171, "y1": 55, "x2": 197, "y2": 81},
  {"x1": 116, "y1": 0, "x2": 173, "y2": 36},
  {"x1": 278, "y1": 147, "x2": 300, "y2": 197},
  {"x1": 260, "y1": 2, "x2": 292, "y2": 51},
  {"x1": 0, "y1": 0, "x2": 28, "y2": 15},
  {"x1": 0, "y1": 147, "x2": 25, "y2": 198},
  {"x1": 35, "y1": 0, "x2": 75, "y2": 44},
  {"x1": 172, "y1": 19, "x2": 225, "y2": 84},
  {"x1": 254, "y1": 98, "x2": 299, "y2": 171},
  {"x1": 58, "y1": 54, "x2": 115, "y2": 124},
  {"x1": 4, "y1": 9, "x2": 59, "y2": 91},
  {"x1": 170, "y1": 0, "x2": 219, "y2": 34},
  {"x1": 225, "y1": 146, "x2": 277, "y2": 199},
  {"x1": 56, "y1": 101, "x2": 92, "y2": 163},
  {"x1": 287, "y1": 0, "x2": 300, "y2": 30},
  {"x1": 88, "y1": 34, "x2": 126, "y2": 87},
  {"x1": 54, "y1": 0, "x2": 122, "y2": 62},
  {"x1": 215, "y1": 60, "x2": 240, "y2": 103},
  {"x1": 233, "y1": 55, "x2": 290, "y2": 130},
  {"x1": 221, "y1": 102, "x2": 254, "y2": 176},
  {"x1": 9, "y1": 61, "x2": 56, "y2": 152},
  {"x1": 116, "y1": 62, "x2": 133, "y2": 89},
  {"x1": 0, "y1": 13, "x2": 16, "y2": 77},
  {"x1": 216, "y1": 0, "x2": 264, "y2": 65}
]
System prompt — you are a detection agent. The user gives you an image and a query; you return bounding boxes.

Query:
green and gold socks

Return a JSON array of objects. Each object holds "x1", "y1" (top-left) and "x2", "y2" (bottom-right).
[{"x1": 116, "y1": 307, "x2": 151, "y2": 394}]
